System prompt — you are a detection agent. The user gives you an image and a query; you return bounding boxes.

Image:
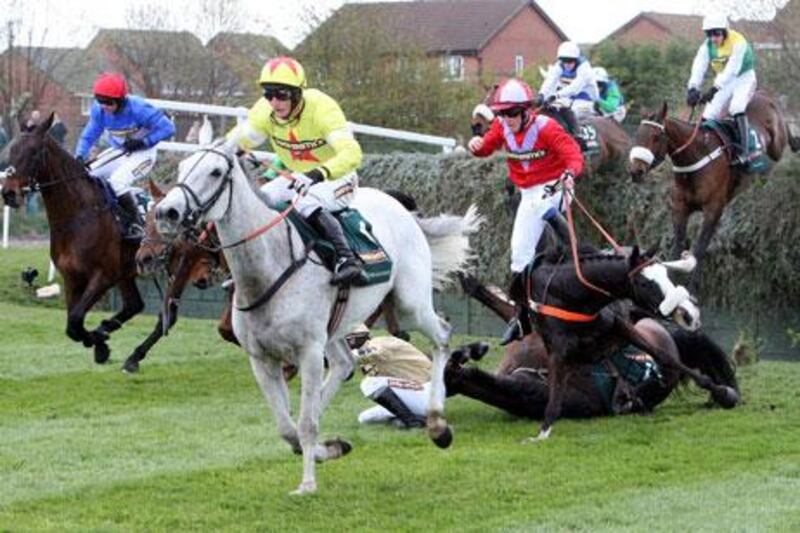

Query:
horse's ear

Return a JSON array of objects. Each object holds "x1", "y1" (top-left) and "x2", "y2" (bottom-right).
[
  {"x1": 147, "y1": 178, "x2": 166, "y2": 201},
  {"x1": 659, "y1": 101, "x2": 668, "y2": 121},
  {"x1": 629, "y1": 245, "x2": 641, "y2": 268}
]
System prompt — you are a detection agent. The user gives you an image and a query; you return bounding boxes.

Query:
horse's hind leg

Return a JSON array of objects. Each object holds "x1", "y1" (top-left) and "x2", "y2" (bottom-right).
[
  {"x1": 413, "y1": 307, "x2": 453, "y2": 448},
  {"x1": 690, "y1": 210, "x2": 722, "y2": 294},
  {"x1": 321, "y1": 339, "x2": 355, "y2": 408}
]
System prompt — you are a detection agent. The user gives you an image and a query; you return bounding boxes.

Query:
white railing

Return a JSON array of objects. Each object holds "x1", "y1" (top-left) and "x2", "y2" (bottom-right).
[{"x1": 1, "y1": 96, "x2": 458, "y2": 249}]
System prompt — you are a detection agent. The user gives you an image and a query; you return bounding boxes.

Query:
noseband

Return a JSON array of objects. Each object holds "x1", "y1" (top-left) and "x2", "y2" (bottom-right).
[{"x1": 173, "y1": 147, "x2": 235, "y2": 229}]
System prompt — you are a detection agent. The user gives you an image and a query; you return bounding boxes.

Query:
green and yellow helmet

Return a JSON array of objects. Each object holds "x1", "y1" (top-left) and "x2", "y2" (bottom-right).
[{"x1": 259, "y1": 57, "x2": 307, "y2": 89}]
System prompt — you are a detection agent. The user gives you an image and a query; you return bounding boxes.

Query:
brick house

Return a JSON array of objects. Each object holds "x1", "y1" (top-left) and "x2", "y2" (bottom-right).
[
  {"x1": 602, "y1": 12, "x2": 781, "y2": 50},
  {"x1": 299, "y1": 0, "x2": 569, "y2": 82},
  {"x1": 207, "y1": 32, "x2": 288, "y2": 100}
]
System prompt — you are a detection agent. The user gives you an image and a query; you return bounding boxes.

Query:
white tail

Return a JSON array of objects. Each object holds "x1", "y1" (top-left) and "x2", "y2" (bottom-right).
[{"x1": 415, "y1": 204, "x2": 483, "y2": 290}]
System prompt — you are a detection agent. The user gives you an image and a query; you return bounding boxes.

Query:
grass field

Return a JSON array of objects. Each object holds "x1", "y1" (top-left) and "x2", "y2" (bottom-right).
[{"x1": 1, "y1": 247, "x2": 800, "y2": 531}]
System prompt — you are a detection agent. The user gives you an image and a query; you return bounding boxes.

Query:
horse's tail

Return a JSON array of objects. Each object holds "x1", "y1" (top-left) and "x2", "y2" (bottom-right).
[{"x1": 415, "y1": 204, "x2": 483, "y2": 290}]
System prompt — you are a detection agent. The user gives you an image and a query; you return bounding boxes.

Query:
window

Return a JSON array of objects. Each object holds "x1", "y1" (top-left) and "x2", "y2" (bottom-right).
[
  {"x1": 515, "y1": 55, "x2": 524, "y2": 76},
  {"x1": 442, "y1": 55, "x2": 464, "y2": 81}
]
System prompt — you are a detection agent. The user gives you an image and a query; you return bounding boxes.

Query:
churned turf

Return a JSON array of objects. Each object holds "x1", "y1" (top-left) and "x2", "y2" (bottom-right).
[{"x1": 1, "y1": 247, "x2": 799, "y2": 531}]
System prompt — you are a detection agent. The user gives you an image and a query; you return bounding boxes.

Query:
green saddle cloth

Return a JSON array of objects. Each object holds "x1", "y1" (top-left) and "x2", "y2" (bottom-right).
[
  {"x1": 591, "y1": 345, "x2": 662, "y2": 413},
  {"x1": 702, "y1": 119, "x2": 773, "y2": 175},
  {"x1": 280, "y1": 205, "x2": 392, "y2": 287}
]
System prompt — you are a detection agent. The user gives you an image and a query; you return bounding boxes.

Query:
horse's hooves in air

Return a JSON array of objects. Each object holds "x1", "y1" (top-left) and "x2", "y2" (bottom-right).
[
  {"x1": 121, "y1": 357, "x2": 140, "y2": 374},
  {"x1": 431, "y1": 426, "x2": 453, "y2": 449},
  {"x1": 94, "y1": 342, "x2": 111, "y2": 364},
  {"x1": 711, "y1": 385, "x2": 739, "y2": 409}
]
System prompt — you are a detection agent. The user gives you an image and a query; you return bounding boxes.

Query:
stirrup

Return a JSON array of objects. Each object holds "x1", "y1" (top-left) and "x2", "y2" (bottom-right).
[
  {"x1": 499, "y1": 318, "x2": 522, "y2": 346},
  {"x1": 331, "y1": 258, "x2": 366, "y2": 286}
]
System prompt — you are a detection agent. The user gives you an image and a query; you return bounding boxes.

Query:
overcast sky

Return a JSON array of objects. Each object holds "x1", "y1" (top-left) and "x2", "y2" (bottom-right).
[{"x1": 0, "y1": 0, "x2": 786, "y2": 51}]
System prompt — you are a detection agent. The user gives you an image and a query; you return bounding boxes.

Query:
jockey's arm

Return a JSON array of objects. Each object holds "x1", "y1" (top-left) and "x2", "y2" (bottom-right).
[
  {"x1": 597, "y1": 84, "x2": 622, "y2": 114},
  {"x1": 225, "y1": 98, "x2": 271, "y2": 151},
  {"x1": 688, "y1": 44, "x2": 710, "y2": 90},
  {"x1": 543, "y1": 121, "x2": 584, "y2": 177},
  {"x1": 556, "y1": 62, "x2": 593, "y2": 99},
  {"x1": 139, "y1": 103, "x2": 176, "y2": 147},
  {"x1": 539, "y1": 64, "x2": 561, "y2": 98},
  {"x1": 714, "y1": 40, "x2": 749, "y2": 88},
  {"x1": 74, "y1": 105, "x2": 105, "y2": 159},
  {"x1": 320, "y1": 126, "x2": 362, "y2": 179}
]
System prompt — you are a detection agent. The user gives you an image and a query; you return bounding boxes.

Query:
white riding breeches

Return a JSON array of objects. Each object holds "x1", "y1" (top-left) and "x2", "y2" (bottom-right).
[
  {"x1": 358, "y1": 376, "x2": 430, "y2": 424},
  {"x1": 703, "y1": 70, "x2": 757, "y2": 119},
  {"x1": 510, "y1": 181, "x2": 567, "y2": 273},
  {"x1": 260, "y1": 172, "x2": 358, "y2": 218},
  {"x1": 89, "y1": 147, "x2": 158, "y2": 196}
]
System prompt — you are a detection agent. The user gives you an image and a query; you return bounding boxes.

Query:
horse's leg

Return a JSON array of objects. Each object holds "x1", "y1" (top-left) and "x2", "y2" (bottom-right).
[
  {"x1": 91, "y1": 277, "x2": 144, "y2": 364},
  {"x1": 417, "y1": 311, "x2": 453, "y2": 449},
  {"x1": 689, "y1": 209, "x2": 723, "y2": 294},
  {"x1": 526, "y1": 355, "x2": 569, "y2": 443},
  {"x1": 294, "y1": 343, "x2": 328, "y2": 496},
  {"x1": 249, "y1": 355, "x2": 301, "y2": 453},
  {"x1": 64, "y1": 274, "x2": 114, "y2": 360},
  {"x1": 670, "y1": 199, "x2": 690, "y2": 260},
  {"x1": 320, "y1": 339, "x2": 355, "y2": 409},
  {"x1": 615, "y1": 318, "x2": 738, "y2": 408},
  {"x1": 217, "y1": 297, "x2": 239, "y2": 345},
  {"x1": 123, "y1": 277, "x2": 185, "y2": 373}
]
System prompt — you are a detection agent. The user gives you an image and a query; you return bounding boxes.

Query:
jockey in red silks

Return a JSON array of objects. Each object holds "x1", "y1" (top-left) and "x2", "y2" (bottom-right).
[{"x1": 468, "y1": 78, "x2": 584, "y2": 345}]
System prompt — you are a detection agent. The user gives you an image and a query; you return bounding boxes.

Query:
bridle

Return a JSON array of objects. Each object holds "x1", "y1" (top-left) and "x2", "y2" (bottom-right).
[{"x1": 172, "y1": 147, "x2": 235, "y2": 230}]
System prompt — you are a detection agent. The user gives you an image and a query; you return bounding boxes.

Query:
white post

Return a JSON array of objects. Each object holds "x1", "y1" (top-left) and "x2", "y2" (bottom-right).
[{"x1": 2, "y1": 205, "x2": 9, "y2": 249}]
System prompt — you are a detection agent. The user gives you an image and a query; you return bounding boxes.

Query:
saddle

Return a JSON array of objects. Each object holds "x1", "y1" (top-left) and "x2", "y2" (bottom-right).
[
  {"x1": 283, "y1": 206, "x2": 393, "y2": 287},
  {"x1": 701, "y1": 118, "x2": 772, "y2": 174},
  {"x1": 590, "y1": 344, "x2": 663, "y2": 414}
]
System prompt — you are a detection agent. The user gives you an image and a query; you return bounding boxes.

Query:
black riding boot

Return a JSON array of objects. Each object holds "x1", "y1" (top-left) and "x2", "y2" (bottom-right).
[
  {"x1": 307, "y1": 208, "x2": 366, "y2": 286},
  {"x1": 500, "y1": 272, "x2": 533, "y2": 346},
  {"x1": 116, "y1": 192, "x2": 144, "y2": 241},
  {"x1": 734, "y1": 113, "x2": 750, "y2": 166},
  {"x1": 545, "y1": 212, "x2": 570, "y2": 245},
  {"x1": 370, "y1": 386, "x2": 426, "y2": 429}
]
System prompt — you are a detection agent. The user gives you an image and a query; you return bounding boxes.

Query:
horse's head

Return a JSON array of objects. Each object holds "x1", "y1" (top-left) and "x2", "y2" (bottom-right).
[
  {"x1": 155, "y1": 138, "x2": 238, "y2": 235},
  {"x1": 628, "y1": 247, "x2": 701, "y2": 331},
  {"x1": 137, "y1": 179, "x2": 174, "y2": 274},
  {"x1": 1, "y1": 113, "x2": 56, "y2": 208},
  {"x1": 628, "y1": 102, "x2": 669, "y2": 183}
]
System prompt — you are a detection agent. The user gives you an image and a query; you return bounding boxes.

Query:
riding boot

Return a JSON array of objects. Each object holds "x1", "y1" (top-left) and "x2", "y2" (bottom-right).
[
  {"x1": 544, "y1": 211, "x2": 570, "y2": 245},
  {"x1": 116, "y1": 192, "x2": 144, "y2": 241},
  {"x1": 734, "y1": 113, "x2": 750, "y2": 166},
  {"x1": 370, "y1": 386, "x2": 426, "y2": 429},
  {"x1": 307, "y1": 208, "x2": 366, "y2": 286},
  {"x1": 500, "y1": 272, "x2": 533, "y2": 346}
]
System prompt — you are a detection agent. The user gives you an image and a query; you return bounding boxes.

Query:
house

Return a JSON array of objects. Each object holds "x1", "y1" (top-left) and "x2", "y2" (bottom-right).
[
  {"x1": 298, "y1": 0, "x2": 569, "y2": 82},
  {"x1": 207, "y1": 32, "x2": 288, "y2": 100},
  {"x1": 601, "y1": 12, "x2": 781, "y2": 50}
]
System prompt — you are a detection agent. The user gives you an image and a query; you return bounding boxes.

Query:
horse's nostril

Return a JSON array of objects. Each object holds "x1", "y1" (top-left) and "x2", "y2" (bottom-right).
[{"x1": 166, "y1": 207, "x2": 180, "y2": 222}]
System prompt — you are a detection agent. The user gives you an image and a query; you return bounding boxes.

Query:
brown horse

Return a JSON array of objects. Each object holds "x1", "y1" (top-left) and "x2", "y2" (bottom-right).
[
  {"x1": 1, "y1": 113, "x2": 143, "y2": 363},
  {"x1": 628, "y1": 93, "x2": 797, "y2": 292},
  {"x1": 124, "y1": 180, "x2": 234, "y2": 373}
]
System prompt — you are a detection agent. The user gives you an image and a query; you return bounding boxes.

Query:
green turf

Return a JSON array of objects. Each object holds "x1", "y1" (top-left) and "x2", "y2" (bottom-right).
[{"x1": 1, "y1": 297, "x2": 799, "y2": 532}]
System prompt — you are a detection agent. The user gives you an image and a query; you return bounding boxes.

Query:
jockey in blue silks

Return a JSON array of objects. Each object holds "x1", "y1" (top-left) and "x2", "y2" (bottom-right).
[{"x1": 75, "y1": 72, "x2": 176, "y2": 240}]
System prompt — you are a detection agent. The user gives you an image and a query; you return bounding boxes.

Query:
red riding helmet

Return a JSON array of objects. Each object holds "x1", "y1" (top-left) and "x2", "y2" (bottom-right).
[
  {"x1": 491, "y1": 79, "x2": 534, "y2": 113},
  {"x1": 93, "y1": 73, "x2": 128, "y2": 99}
]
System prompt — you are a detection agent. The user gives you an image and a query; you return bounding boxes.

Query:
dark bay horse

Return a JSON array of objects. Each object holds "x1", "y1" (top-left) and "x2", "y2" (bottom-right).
[
  {"x1": 628, "y1": 94, "x2": 797, "y2": 291},
  {"x1": 1, "y1": 114, "x2": 143, "y2": 363},
  {"x1": 453, "y1": 273, "x2": 737, "y2": 420},
  {"x1": 125, "y1": 180, "x2": 233, "y2": 374},
  {"x1": 518, "y1": 247, "x2": 738, "y2": 441}
]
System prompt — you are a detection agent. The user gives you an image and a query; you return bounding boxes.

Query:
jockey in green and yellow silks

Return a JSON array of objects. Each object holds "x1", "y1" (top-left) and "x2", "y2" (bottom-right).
[
  {"x1": 686, "y1": 15, "x2": 756, "y2": 165},
  {"x1": 227, "y1": 56, "x2": 366, "y2": 286}
]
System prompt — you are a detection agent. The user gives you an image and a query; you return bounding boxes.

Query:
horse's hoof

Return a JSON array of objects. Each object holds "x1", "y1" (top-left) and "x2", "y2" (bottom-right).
[
  {"x1": 290, "y1": 481, "x2": 317, "y2": 496},
  {"x1": 94, "y1": 343, "x2": 111, "y2": 365},
  {"x1": 323, "y1": 438, "x2": 352, "y2": 460},
  {"x1": 121, "y1": 358, "x2": 139, "y2": 374},
  {"x1": 430, "y1": 426, "x2": 453, "y2": 449},
  {"x1": 712, "y1": 386, "x2": 739, "y2": 409}
]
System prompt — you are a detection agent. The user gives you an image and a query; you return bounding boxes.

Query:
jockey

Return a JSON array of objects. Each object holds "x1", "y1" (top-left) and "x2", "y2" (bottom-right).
[
  {"x1": 75, "y1": 72, "x2": 176, "y2": 240},
  {"x1": 227, "y1": 56, "x2": 366, "y2": 286},
  {"x1": 686, "y1": 14, "x2": 756, "y2": 165},
  {"x1": 538, "y1": 41, "x2": 599, "y2": 136},
  {"x1": 592, "y1": 67, "x2": 627, "y2": 122},
  {"x1": 467, "y1": 79, "x2": 584, "y2": 345}
]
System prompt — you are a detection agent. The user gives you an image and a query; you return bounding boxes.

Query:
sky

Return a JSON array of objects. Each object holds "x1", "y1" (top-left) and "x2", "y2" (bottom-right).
[{"x1": 0, "y1": 0, "x2": 786, "y2": 51}]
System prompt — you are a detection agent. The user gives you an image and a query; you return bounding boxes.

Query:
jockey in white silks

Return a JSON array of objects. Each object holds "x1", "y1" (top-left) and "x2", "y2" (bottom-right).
[
  {"x1": 538, "y1": 41, "x2": 599, "y2": 135},
  {"x1": 686, "y1": 14, "x2": 757, "y2": 165}
]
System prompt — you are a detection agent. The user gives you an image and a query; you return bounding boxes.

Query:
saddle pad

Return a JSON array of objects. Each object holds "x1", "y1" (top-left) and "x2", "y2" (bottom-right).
[
  {"x1": 576, "y1": 124, "x2": 601, "y2": 155},
  {"x1": 702, "y1": 119, "x2": 772, "y2": 174},
  {"x1": 89, "y1": 175, "x2": 118, "y2": 209},
  {"x1": 590, "y1": 344, "x2": 662, "y2": 412},
  {"x1": 283, "y1": 206, "x2": 393, "y2": 287}
]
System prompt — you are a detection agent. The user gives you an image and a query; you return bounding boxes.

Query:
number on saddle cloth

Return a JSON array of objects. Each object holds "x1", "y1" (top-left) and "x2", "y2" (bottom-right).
[
  {"x1": 701, "y1": 119, "x2": 771, "y2": 174},
  {"x1": 281, "y1": 204, "x2": 393, "y2": 286}
]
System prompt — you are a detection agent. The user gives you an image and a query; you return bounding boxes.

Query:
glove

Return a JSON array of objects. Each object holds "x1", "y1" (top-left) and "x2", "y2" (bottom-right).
[
  {"x1": 561, "y1": 170, "x2": 575, "y2": 192},
  {"x1": 122, "y1": 138, "x2": 147, "y2": 152},
  {"x1": 290, "y1": 172, "x2": 314, "y2": 194},
  {"x1": 593, "y1": 101, "x2": 603, "y2": 114},
  {"x1": 467, "y1": 136, "x2": 484, "y2": 153},
  {"x1": 699, "y1": 86, "x2": 719, "y2": 105},
  {"x1": 686, "y1": 88, "x2": 701, "y2": 107},
  {"x1": 470, "y1": 122, "x2": 484, "y2": 136}
]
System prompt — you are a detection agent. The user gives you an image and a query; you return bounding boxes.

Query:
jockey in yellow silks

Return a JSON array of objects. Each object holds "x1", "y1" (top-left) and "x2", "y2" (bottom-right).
[
  {"x1": 227, "y1": 56, "x2": 366, "y2": 286},
  {"x1": 686, "y1": 15, "x2": 756, "y2": 165}
]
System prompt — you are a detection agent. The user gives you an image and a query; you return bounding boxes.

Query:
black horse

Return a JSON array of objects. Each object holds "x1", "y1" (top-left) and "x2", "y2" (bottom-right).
[{"x1": 521, "y1": 246, "x2": 739, "y2": 441}]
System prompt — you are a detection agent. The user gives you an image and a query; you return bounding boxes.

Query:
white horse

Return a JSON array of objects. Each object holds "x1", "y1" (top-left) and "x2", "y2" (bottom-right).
[{"x1": 154, "y1": 139, "x2": 480, "y2": 495}]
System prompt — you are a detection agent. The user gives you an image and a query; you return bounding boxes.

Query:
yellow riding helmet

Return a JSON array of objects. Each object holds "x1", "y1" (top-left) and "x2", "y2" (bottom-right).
[{"x1": 259, "y1": 56, "x2": 307, "y2": 88}]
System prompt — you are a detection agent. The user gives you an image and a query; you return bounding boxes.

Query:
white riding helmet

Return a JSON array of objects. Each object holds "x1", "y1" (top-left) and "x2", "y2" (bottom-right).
[
  {"x1": 557, "y1": 41, "x2": 580, "y2": 60},
  {"x1": 593, "y1": 67, "x2": 609, "y2": 83},
  {"x1": 490, "y1": 78, "x2": 534, "y2": 112},
  {"x1": 702, "y1": 14, "x2": 729, "y2": 31}
]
